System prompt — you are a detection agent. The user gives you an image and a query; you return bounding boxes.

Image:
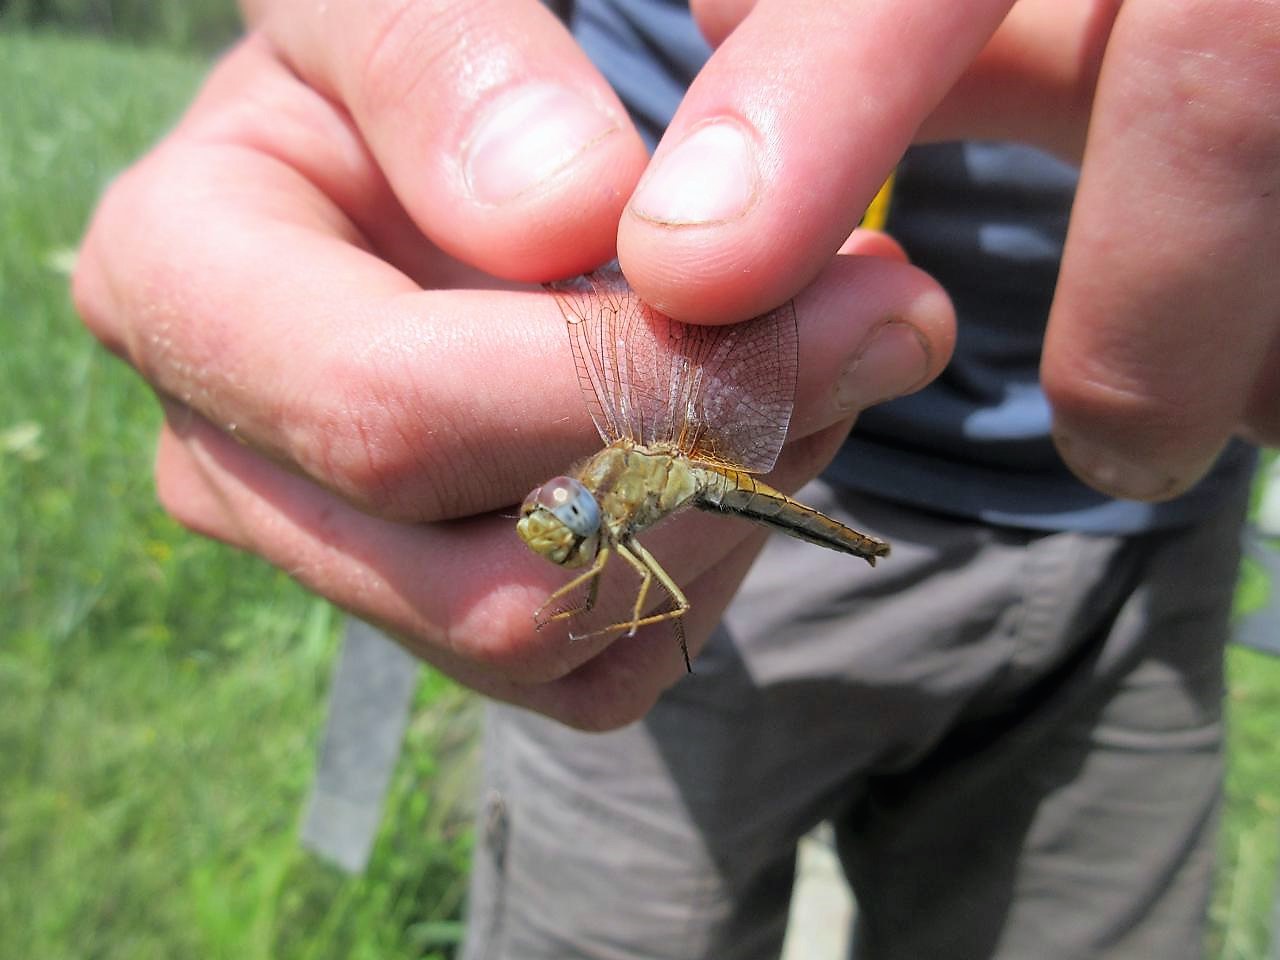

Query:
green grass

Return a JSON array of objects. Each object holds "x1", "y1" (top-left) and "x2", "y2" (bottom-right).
[
  {"x1": 1, "y1": 0, "x2": 242, "y2": 55},
  {"x1": 1213, "y1": 455, "x2": 1280, "y2": 958},
  {"x1": 1216, "y1": 647, "x2": 1280, "y2": 959},
  {"x1": 0, "y1": 31, "x2": 474, "y2": 960},
  {"x1": 2, "y1": 24, "x2": 1279, "y2": 960}
]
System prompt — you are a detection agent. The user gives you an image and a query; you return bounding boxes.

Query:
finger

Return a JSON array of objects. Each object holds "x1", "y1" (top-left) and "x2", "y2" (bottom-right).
[
  {"x1": 78, "y1": 81, "x2": 952, "y2": 529},
  {"x1": 153, "y1": 402, "x2": 850, "y2": 730},
  {"x1": 73, "y1": 40, "x2": 591, "y2": 523},
  {"x1": 1043, "y1": 0, "x2": 1280, "y2": 501},
  {"x1": 255, "y1": 0, "x2": 649, "y2": 280},
  {"x1": 837, "y1": 226, "x2": 908, "y2": 261},
  {"x1": 690, "y1": 0, "x2": 751, "y2": 47},
  {"x1": 789, "y1": 249, "x2": 953, "y2": 441},
  {"x1": 617, "y1": 0, "x2": 1013, "y2": 322},
  {"x1": 154, "y1": 405, "x2": 613, "y2": 689},
  {"x1": 698, "y1": 0, "x2": 1119, "y2": 162},
  {"x1": 109, "y1": 38, "x2": 478, "y2": 300}
]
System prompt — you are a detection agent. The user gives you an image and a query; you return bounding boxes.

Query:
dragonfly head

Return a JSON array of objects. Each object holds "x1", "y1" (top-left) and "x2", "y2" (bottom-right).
[{"x1": 517, "y1": 476, "x2": 602, "y2": 568}]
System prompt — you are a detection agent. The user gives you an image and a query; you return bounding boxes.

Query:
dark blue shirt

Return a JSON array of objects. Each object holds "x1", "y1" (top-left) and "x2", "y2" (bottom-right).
[{"x1": 570, "y1": 0, "x2": 1254, "y2": 533}]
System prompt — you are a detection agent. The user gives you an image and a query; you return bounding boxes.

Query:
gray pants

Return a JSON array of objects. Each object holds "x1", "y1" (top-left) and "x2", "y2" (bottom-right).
[{"x1": 463, "y1": 480, "x2": 1248, "y2": 960}]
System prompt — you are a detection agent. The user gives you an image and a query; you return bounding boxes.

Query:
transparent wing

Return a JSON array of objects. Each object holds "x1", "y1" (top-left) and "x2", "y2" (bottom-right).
[{"x1": 546, "y1": 261, "x2": 798, "y2": 474}]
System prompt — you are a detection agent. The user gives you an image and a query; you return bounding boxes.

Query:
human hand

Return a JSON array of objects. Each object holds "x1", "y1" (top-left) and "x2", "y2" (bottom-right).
[
  {"x1": 621, "y1": 0, "x2": 1280, "y2": 502},
  {"x1": 73, "y1": 3, "x2": 954, "y2": 729}
]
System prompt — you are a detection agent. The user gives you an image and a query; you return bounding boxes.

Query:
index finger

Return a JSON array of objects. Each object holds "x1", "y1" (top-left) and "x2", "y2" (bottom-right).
[
  {"x1": 615, "y1": 0, "x2": 1014, "y2": 321},
  {"x1": 256, "y1": 0, "x2": 649, "y2": 280}
]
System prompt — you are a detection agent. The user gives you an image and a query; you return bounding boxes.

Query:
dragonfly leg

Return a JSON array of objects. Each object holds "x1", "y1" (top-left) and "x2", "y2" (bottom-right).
[
  {"x1": 627, "y1": 539, "x2": 693, "y2": 671},
  {"x1": 533, "y1": 546, "x2": 609, "y2": 629},
  {"x1": 569, "y1": 539, "x2": 692, "y2": 664},
  {"x1": 624, "y1": 538, "x2": 691, "y2": 626},
  {"x1": 614, "y1": 542, "x2": 656, "y2": 637},
  {"x1": 671, "y1": 615, "x2": 691, "y2": 674}
]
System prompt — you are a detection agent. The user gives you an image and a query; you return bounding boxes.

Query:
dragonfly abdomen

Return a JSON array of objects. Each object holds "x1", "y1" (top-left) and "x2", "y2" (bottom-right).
[{"x1": 692, "y1": 465, "x2": 889, "y2": 565}]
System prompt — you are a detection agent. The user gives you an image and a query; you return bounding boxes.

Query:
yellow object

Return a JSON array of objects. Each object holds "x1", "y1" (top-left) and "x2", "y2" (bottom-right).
[{"x1": 860, "y1": 173, "x2": 896, "y2": 232}]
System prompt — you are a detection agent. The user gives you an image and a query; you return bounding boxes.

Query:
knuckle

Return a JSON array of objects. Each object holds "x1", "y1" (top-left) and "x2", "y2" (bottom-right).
[
  {"x1": 1043, "y1": 359, "x2": 1214, "y2": 455},
  {"x1": 306, "y1": 384, "x2": 438, "y2": 520},
  {"x1": 300, "y1": 344, "x2": 485, "y2": 522},
  {"x1": 73, "y1": 170, "x2": 148, "y2": 353},
  {"x1": 78, "y1": 156, "x2": 208, "y2": 381}
]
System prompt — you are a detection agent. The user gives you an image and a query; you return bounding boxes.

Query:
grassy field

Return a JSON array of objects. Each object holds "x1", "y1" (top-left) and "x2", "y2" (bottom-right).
[
  {"x1": 0, "y1": 29, "x2": 474, "y2": 960},
  {"x1": 1, "y1": 24, "x2": 1279, "y2": 960}
]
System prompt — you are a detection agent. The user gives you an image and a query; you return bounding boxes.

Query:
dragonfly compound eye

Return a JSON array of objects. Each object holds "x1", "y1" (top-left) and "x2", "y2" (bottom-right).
[{"x1": 528, "y1": 476, "x2": 601, "y2": 538}]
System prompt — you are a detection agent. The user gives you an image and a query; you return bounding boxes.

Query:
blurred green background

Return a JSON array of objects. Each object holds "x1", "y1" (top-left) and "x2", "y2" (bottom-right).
[
  {"x1": 1, "y1": 4, "x2": 1278, "y2": 959},
  {"x1": 0, "y1": 0, "x2": 241, "y2": 53},
  {"x1": 1, "y1": 6, "x2": 474, "y2": 959}
]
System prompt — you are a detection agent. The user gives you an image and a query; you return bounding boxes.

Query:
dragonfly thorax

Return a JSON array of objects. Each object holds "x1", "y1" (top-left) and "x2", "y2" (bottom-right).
[{"x1": 517, "y1": 476, "x2": 602, "y2": 568}]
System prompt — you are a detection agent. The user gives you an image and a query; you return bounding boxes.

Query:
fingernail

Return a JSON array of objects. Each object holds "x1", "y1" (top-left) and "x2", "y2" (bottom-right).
[
  {"x1": 630, "y1": 120, "x2": 758, "y2": 225},
  {"x1": 1052, "y1": 431, "x2": 1193, "y2": 502},
  {"x1": 837, "y1": 320, "x2": 930, "y2": 412},
  {"x1": 464, "y1": 84, "x2": 618, "y2": 204}
]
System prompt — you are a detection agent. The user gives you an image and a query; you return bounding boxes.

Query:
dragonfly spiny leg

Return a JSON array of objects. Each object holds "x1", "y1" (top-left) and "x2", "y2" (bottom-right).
[
  {"x1": 614, "y1": 541, "x2": 655, "y2": 637},
  {"x1": 626, "y1": 538, "x2": 691, "y2": 638},
  {"x1": 533, "y1": 546, "x2": 609, "y2": 630},
  {"x1": 567, "y1": 539, "x2": 692, "y2": 663}
]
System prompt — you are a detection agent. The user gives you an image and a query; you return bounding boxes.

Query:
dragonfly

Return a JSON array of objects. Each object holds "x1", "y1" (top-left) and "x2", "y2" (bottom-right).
[{"x1": 516, "y1": 262, "x2": 888, "y2": 671}]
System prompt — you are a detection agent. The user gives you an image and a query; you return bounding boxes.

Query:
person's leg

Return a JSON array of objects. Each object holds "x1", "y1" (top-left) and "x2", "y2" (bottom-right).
[
  {"x1": 835, "y1": 489, "x2": 1248, "y2": 960},
  {"x1": 460, "y1": 667, "x2": 819, "y2": 960},
  {"x1": 464, "y1": 480, "x2": 1119, "y2": 960}
]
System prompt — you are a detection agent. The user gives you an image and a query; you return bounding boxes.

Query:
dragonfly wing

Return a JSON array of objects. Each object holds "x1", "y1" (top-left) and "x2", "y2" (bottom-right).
[
  {"x1": 548, "y1": 265, "x2": 642, "y2": 446},
  {"x1": 675, "y1": 297, "x2": 797, "y2": 472},
  {"x1": 546, "y1": 262, "x2": 798, "y2": 473}
]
